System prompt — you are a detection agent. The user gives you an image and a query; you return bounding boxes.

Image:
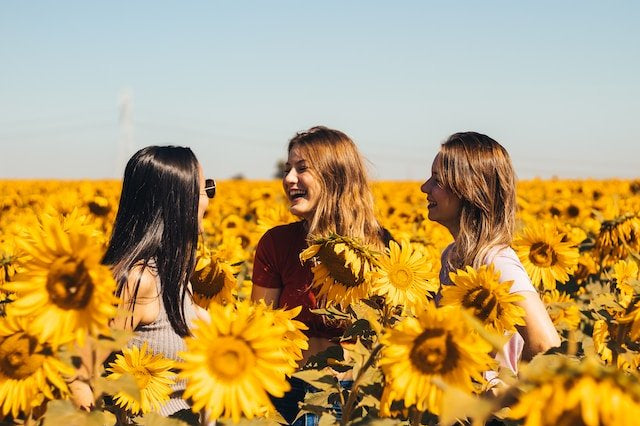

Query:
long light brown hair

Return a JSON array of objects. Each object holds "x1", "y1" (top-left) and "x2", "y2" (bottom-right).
[
  {"x1": 288, "y1": 126, "x2": 385, "y2": 249},
  {"x1": 436, "y1": 132, "x2": 517, "y2": 270}
]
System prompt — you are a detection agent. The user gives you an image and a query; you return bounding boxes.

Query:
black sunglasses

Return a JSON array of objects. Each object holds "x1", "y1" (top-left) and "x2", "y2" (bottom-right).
[{"x1": 204, "y1": 178, "x2": 216, "y2": 199}]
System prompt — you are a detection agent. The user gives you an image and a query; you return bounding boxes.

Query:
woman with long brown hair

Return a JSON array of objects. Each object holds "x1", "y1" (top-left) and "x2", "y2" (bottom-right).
[
  {"x1": 421, "y1": 132, "x2": 560, "y2": 379},
  {"x1": 251, "y1": 126, "x2": 391, "y2": 424}
]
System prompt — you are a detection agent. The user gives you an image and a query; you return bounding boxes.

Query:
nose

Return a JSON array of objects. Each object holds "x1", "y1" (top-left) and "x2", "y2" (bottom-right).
[
  {"x1": 283, "y1": 168, "x2": 297, "y2": 186},
  {"x1": 420, "y1": 179, "x2": 430, "y2": 194}
]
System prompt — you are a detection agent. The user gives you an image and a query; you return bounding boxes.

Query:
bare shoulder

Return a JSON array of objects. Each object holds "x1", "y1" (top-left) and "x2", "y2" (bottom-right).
[
  {"x1": 121, "y1": 263, "x2": 160, "y2": 303},
  {"x1": 113, "y1": 264, "x2": 161, "y2": 330}
]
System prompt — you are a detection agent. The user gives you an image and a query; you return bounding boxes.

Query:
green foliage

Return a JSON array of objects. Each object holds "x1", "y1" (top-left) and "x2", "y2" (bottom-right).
[{"x1": 43, "y1": 400, "x2": 116, "y2": 426}]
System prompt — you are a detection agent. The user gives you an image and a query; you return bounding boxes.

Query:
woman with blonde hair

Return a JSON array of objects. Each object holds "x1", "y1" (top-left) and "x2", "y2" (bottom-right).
[
  {"x1": 421, "y1": 132, "x2": 559, "y2": 375},
  {"x1": 251, "y1": 126, "x2": 391, "y2": 424}
]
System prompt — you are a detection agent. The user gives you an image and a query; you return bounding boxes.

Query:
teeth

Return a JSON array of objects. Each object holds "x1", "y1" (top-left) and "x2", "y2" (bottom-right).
[{"x1": 290, "y1": 189, "x2": 307, "y2": 199}]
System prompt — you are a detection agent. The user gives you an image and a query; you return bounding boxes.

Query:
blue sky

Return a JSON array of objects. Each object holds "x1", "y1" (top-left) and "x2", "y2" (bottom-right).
[{"x1": 1, "y1": 1, "x2": 638, "y2": 180}]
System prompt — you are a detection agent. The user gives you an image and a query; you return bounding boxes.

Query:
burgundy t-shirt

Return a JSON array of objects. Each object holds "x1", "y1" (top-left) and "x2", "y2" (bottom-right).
[{"x1": 252, "y1": 221, "x2": 344, "y2": 339}]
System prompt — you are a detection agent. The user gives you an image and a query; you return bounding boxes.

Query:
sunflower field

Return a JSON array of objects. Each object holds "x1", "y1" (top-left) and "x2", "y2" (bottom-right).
[{"x1": 1, "y1": 178, "x2": 640, "y2": 425}]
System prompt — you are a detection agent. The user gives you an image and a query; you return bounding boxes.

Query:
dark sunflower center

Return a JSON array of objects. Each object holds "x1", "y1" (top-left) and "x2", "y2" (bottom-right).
[
  {"x1": 317, "y1": 245, "x2": 365, "y2": 288},
  {"x1": 529, "y1": 242, "x2": 557, "y2": 267},
  {"x1": 46, "y1": 257, "x2": 94, "y2": 310},
  {"x1": 566, "y1": 205, "x2": 580, "y2": 218},
  {"x1": 461, "y1": 287, "x2": 498, "y2": 321},
  {"x1": 191, "y1": 262, "x2": 225, "y2": 298},
  {"x1": 0, "y1": 333, "x2": 45, "y2": 379},
  {"x1": 87, "y1": 197, "x2": 110, "y2": 216},
  {"x1": 409, "y1": 328, "x2": 458, "y2": 375},
  {"x1": 239, "y1": 235, "x2": 251, "y2": 249}
]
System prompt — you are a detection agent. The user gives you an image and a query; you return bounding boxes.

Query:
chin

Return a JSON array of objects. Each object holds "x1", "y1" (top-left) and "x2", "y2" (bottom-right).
[{"x1": 289, "y1": 206, "x2": 305, "y2": 218}]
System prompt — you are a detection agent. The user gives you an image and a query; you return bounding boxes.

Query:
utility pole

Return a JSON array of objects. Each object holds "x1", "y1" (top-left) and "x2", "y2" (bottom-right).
[{"x1": 116, "y1": 89, "x2": 134, "y2": 177}]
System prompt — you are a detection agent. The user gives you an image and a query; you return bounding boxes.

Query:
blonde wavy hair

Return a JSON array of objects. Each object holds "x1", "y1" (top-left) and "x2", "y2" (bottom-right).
[
  {"x1": 436, "y1": 132, "x2": 517, "y2": 270},
  {"x1": 288, "y1": 126, "x2": 384, "y2": 249}
]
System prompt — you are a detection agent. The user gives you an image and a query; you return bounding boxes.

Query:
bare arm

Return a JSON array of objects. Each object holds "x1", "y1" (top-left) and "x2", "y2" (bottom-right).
[
  {"x1": 70, "y1": 266, "x2": 159, "y2": 410},
  {"x1": 516, "y1": 291, "x2": 561, "y2": 360},
  {"x1": 251, "y1": 284, "x2": 282, "y2": 307}
]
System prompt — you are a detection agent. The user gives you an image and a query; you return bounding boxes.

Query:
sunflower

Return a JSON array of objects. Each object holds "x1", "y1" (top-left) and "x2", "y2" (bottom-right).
[
  {"x1": 513, "y1": 223, "x2": 580, "y2": 290},
  {"x1": 371, "y1": 240, "x2": 438, "y2": 315},
  {"x1": 106, "y1": 342, "x2": 176, "y2": 415},
  {"x1": 557, "y1": 222, "x2": 588, "y2": 246},
  {"x1": 592, "y1": 319, "x2": 614, "y2": 364},
  {"x1": 4, "y1": 213, "x2": 118, "y2": 347},
  {"x1": 258, "y1": 303, "x2": 309, "y2": 367},
  {"x1": 574, "y1": 252, "x2": 598, "y2": 284},
  {"x1": 300, "y1": 234, "x2": 378, "y2": 309},
  {"x1": 441, "y1": 264, "x2": 526, "y2": 335},
  {"x1": 0, "y1": 235, "x2": 21, "y2": 286},
  {"x1": 0, "y1": 236, "x2": 21, "y2": 312},
  {"x1": 220, "y1": 214, "x2": 257, "y2": 250},
  {"x1": 191, "y1": 248, "x2": 239, "y2": 308},
  {"x1": 379, "y1": 303, "x2": 495, "y2": 415},
  {"x1": 254, "y1": 202, "x2": 296, "y2": 236},
  {"x1": 0, "y1": 316, "x2": 74, "y2": 418},
  {"x1": 618, "y1": 300, "x2": 640, "y2": 341},
  {"x1": 178, "y1": 300, "x2": 297, "y2": 423},
  {"x1": 510, "y1": 356, "x2": 640, "y2": 426},
  {"x1": 595, "y1": 214, "x2": 640, "y2": 265},
  {"x1": 542, "y1": 289, "x2": 581, "y2": 331},
  {"x1": 611, "y1": 259, "x2": 639, "y2": 306},
  {"x1": 591, "y1": 319, "x2": 639, "y2": 370}
]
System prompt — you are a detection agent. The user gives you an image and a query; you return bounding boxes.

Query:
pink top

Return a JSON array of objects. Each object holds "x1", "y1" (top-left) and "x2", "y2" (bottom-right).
[{"x1": 439, "y1": 244, "x2": 536, "y2": 380}]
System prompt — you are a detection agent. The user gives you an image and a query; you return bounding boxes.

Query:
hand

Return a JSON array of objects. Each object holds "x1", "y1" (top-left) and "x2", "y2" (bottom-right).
[{"x1": 68, "y1": 379, "x2": 94, "y2": 411}]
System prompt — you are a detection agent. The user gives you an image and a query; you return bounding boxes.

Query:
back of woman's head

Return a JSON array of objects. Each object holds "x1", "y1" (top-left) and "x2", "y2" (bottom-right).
[
  {"x1": 288, "y1": 126, "x2": 382, "y2": 247},
  {"x1": 436, "y1": 132, "x2": 517, "y2": 268},
  {"x1": 103, "y1": 145, "x2": 200, "y2": 336}
]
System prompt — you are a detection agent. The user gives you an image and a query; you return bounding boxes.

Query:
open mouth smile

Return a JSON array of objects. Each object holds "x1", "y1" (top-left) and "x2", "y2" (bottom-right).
[{"x1": 289, "y1": 189, "x2": 307, "y2": 200}]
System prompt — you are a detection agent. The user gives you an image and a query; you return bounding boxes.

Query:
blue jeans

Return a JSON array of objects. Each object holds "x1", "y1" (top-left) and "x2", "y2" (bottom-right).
[{"x1": 271, "y1": 377, "x2": 353, "y2": 426}]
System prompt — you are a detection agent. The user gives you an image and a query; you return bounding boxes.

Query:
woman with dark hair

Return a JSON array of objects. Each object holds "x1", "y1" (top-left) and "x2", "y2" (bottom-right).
[
  {"x1": 73, "y1": 146, "x2": 214, "y2": 421},
  {"x1": 421, "y1": 132, "x2": 560, "y2": 381},
  {"x1": 251, "y1": 126, "x2": 391, "y2": 424}
]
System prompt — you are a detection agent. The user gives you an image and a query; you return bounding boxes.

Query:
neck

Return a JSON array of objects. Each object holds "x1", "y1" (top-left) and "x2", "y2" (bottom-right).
[{"x1": 446, "y1": 222, "x2": 460, "y2": 239}]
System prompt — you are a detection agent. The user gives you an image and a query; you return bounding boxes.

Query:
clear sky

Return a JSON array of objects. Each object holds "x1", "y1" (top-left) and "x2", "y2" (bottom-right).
[{"x1": 1, "y1": 1, "x2": 638, "y2": 180}]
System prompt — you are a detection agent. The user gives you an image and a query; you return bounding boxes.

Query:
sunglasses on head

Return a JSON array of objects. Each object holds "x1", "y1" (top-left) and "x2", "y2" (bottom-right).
[{"x1": 204, "y1": 178, "x2": 216, "y2": 199}]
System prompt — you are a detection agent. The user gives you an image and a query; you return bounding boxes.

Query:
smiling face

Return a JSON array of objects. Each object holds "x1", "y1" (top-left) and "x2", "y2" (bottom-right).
[
  {"x1": 282, "y1": 144, "x2": 322, "y2": 221},
  {"x1": 420, "y1": 153, "x2": 463, "y2": 236}
]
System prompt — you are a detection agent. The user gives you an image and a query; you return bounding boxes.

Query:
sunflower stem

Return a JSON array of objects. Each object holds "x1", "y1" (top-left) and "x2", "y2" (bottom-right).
[
  {"x1": 382, "y1": 302, "x2": 391, "y2": 328},
  {"x1": 337, "y1": 378, "x2": 346, "y2": 412},
  {"x1": 92, "y1": 343, "x2": 100, "y2": 400},
  {"x1": 340, "y1": 344, "x2": 382, "y2": 426}
]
